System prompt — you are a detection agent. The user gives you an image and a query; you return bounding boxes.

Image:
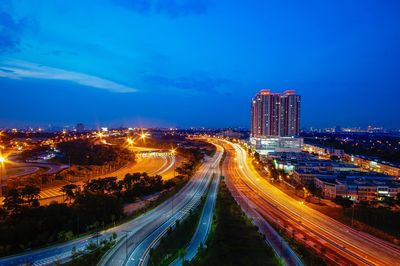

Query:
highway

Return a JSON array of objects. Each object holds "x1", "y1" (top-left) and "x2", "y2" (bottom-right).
[
  {"x1": 0, "y1": 155, "x2": 177, "y2": 266},
  {"x1": 171, "y1": 160, "x2": 220, "y2": 266},
  {"x1": 38, "y1": 155, "x2": 176, "y2": 201},
  {"x1": 223, "y1": 140, "x2": 400, "y2": 266},
  {"x1": 218, "y1": 140, "x2": 303, "y2": 266},
  {"x1": 99, "y1": 144, "x2": 224, "y2": 266}
]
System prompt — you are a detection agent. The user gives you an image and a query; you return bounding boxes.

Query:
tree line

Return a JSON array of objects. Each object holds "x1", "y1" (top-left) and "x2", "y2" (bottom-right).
[
  {"x1": 0, "y1": 144, "x2": 209, "y2": 256},
  {"x1": 57, "y1": 140, "x2": 133, "y2": 166},
  {"x1": 0, "y1": 172, "x2": 175, "y2": 256}
]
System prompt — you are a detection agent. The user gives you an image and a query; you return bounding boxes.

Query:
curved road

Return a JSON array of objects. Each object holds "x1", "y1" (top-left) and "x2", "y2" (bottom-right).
[
  {"x1": 99, "y1": 144, "x2": 224, "y2": 266},
  {"x1": 38, "y1": 155, "x2": 176, "y2": 201},
  {"x1": 225, "y1": 140, "x2": 400, "y2": 266},
  {"x1": 171, "y1": 161, "x2": 221, "y2": 266},
  {"x1": 0, "y1": 155, "x2": 177, "y2": 266}
]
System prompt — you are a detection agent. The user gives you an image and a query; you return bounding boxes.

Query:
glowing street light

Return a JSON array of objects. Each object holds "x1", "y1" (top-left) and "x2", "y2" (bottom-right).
[
  {"x1": 140, "y1": 133, "x2": 148, "y2": 140},
  {"x1": 96, "y1": 132, "x2": 104, "y2": 139},
  {"x1": 126, "y1": 137, "x2": 135, "y2": 145},
  {"x1": 0, "y1": 155, "x2": 5, "y2": 164},
  {"x1": 0, "y1": 153, "x2": 8, "y2": 198},
  {"x1": 170, "y1": 148, "x2": 177, "y2": 178}
]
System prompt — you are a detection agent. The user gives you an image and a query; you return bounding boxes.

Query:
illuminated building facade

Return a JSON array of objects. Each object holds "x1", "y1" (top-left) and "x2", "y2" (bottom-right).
[
  {"x1": 250, "y1": 89, "x2": 302, "y2": 154},
  {"x1": 251, "y1": 89, "x2": 300, "y2": 138}
]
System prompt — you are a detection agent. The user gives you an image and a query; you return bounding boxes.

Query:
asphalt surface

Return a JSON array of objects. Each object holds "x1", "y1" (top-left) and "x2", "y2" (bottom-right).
[
  {"x1": 171, "y1": 161, "x2": 220, "y2": 266},
  {"x1": 0, "y1": 155, "x2": 176, "y2": 266},
  {"x1": 99, "y1": 145, "x2": 224, "y2": 266},
  {"x1": 37, "y1": 155, "x2": 175, "y2": 202},
  {"x1": 227, "y1": 140, "x2": 400, "y2": 266},
  {"x1": 220, "y1": 140, "x2": 303, "y2": 266}
]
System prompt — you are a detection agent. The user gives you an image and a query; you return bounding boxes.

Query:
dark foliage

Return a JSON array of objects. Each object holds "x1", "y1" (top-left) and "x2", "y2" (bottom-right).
[
  {"x1": 344, "y1": 205, "x2": 400, "y2": 238},
  {"x1": 334, "y1": 196, "x2": 354, "y2": 208},
  {"x1": 57, "y1": 140, "x2": 130, "y2": 165},
  {"x1": 190, "y1": 182, "x2": 278, "y2": 266},
  {"x1": 0, "y1": 184, "x2": 123, "y2": 256}
]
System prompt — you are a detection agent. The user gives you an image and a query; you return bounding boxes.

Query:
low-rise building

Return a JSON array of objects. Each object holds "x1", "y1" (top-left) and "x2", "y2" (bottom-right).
[
  {"x1": 314, "y1": 173, "x2": 400, "y2": 201},
  {"x1": 250, "y1": 137, "x2": 303, "y2": 155},
  {"x1": 293, "y1": 168, "x2": 334, "y2": 185},
  {"x1": 346, "y1": 154, "x2": 400, "y2": 178},
  {"x1": 304, "y1": 143, "x2": 345, "y2": 158},
  {"x1": 314, "y1": 176, "x2": 347, "y2": 199}
]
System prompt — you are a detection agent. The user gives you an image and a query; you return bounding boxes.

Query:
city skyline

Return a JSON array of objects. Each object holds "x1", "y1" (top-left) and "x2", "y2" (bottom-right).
[
  {"x1": 1, "y1": 2, "x2": 400, "y2": 266},
  {"x1": 1, "y1": 0, "x2": 400, "y2": 128}
]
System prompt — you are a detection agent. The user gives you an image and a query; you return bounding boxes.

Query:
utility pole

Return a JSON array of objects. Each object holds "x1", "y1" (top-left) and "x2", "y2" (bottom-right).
[
  {"x1": 0, "y1": 166, "x2": 3, "y2": 199},
  {"x1": 171, "y1": 149, "x2": 176, "y2": 217},
  {"x1": 0, "y1": 154, "x2": 7, "y2": 199},
  {"x1": 122, "y1": 230, "x2": 132, "y2": 261},
  {"x1": 0, "y1": 165, "x2": 3, "y2": 199}
]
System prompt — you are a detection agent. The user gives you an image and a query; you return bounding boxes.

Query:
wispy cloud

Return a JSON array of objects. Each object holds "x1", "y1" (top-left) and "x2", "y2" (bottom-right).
[{"x1": 0, "y1": 60, "x2": 137, "y2": 93}]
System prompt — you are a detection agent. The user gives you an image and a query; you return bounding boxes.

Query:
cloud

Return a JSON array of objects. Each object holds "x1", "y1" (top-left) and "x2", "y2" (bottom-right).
[
  {"x1": 112, "y1": 0, "x2": 211, "y2": 17},
  {"x1": 0, "y1": 60, "x2": 137, "y2": 93},
  {"x1": 0, "y1": 4, "x2": 35, "y2": 53},
  {"x1": 142, "y1": 73, "x2": 227, "y2": 93}
]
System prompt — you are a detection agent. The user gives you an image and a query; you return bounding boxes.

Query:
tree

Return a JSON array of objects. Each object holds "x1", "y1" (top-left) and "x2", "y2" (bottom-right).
[
  {"x1": 61, "y1": 184, "x2": 79, "y2": 204},
  {"x1": 20, "y1": 185, "x2": 40, "y2": 207},
  {"x1": 3, "y1": 188, "x2": 24, "y2": 215},
  {"x1": 103, "y1": 177, "x2": 119, "y2": 195},
  {"x1": 334, "y1": 196, "x2": 353, "y2": 208},
  {"x1": 330, "y1": 155, "x2": 340, "y2": 161},
  {"x1": 123, "y1": 173, "x2": 141, "y2": 190}
]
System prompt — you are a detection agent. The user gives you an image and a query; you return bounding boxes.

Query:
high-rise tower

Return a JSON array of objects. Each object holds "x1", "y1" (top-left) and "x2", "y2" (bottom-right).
[
  {"x1": 251, "y1": 89, "x2": 300, "y2": 137},
  {"x1": 250, "y1": 89, "x2": 302, "y2": 154}
]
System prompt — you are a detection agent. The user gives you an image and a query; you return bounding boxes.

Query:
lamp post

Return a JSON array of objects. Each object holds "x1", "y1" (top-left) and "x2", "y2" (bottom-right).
[
  {"x1": 170, "y1": 148, "x2": 176, "y2": 217},
  {"x1": 126, "y1": 137, "x2": 134, "y2": 146},
  {"x1": 171, "y1": 148, "x2": 176, "y2": 178},
  {"x1": 0, "y1": 154, "x2": 7, "y2": 199},
  {"x1": 122, "y1": 230, "x2": 132, "y2": 261}
]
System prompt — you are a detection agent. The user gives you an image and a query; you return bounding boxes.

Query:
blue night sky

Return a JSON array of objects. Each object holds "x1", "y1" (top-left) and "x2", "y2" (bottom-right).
[{"x1": 0, "y1": 0, "x2": 399, "y2": 129}]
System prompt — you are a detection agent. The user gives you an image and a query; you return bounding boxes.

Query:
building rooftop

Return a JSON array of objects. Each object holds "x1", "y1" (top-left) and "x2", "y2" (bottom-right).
[
  {"x1": 351, "y1": 154, "x2": 400, "y2": 169},
  {"x1": 345, "y1": 178, "x2": 400, "y2": 188}
]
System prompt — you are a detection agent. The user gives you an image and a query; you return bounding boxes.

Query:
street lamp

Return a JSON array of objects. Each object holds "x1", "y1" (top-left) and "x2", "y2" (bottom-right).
[
  {"x1": 122, "y1": 230, "x2": 132, "y2": 260},
  {"x1": 0, "y1": 153, "x2": 8, "y2": 198},
  {"x1": 303, "y1": 187, "x2": 309, "y2": 201},
  {"x1": 170, "y1": 148, "x2": 177, "y2": 217},
  {"x1": 126, "y1": 137, "x2": 134, "y2": 146},
  {"x1": 96, "y1": 132, "x2": 104, "y2": 139},
  {"x1": 170, "y1": 148, "x2": 176, "y2": 178},
  {"x1": 140, "y1": 132, "x2": 150, "y2": 141}
]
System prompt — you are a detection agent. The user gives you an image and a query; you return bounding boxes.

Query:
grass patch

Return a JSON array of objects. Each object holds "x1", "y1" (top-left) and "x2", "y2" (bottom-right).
[
  {"x1": 189, "y1": 182, "x2": 280, "y2": 266},
  {"x1": 272, "y1": 225, "x2": 326, "y2": 266},
  {"x1": 148, "y1": 194, "x2": 207, "y2": 266},
  {"x1": 62, "y1": 235, "x2": 116, "y2": 266}
]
